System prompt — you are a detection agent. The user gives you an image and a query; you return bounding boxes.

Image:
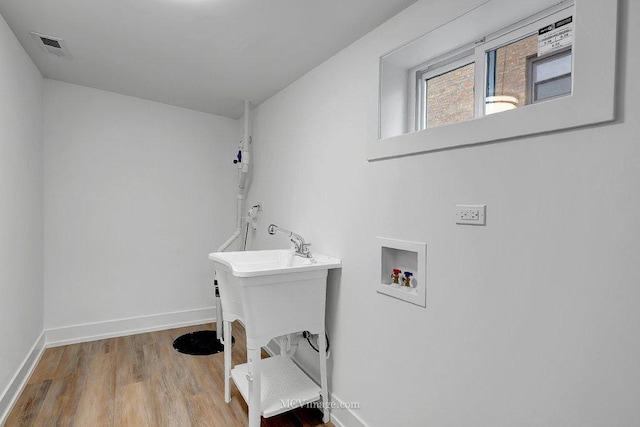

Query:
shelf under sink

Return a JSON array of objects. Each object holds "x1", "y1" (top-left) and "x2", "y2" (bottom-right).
[{"x1": 231, "y1": 355, "x2": 321, "y2": 418}]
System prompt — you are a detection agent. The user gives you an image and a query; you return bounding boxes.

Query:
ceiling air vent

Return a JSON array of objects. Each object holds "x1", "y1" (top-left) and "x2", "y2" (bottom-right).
[{"x1": 30, "y1": 32, "x2": 73, "y2": 59}]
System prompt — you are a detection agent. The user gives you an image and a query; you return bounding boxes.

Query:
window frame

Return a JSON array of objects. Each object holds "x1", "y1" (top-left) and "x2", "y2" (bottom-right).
[
  {"x1": 477, "y1": 6, "x2": 574, "y2": 115},
  {"x1": 408, "y1": 43, "x2": 476, "y2": 132},
  {"x1": 414, "y1": 53, "x2": 475, "y2": 131},
  {"x1": 372, "y1": 0, "x2": 617, "y2": 161},
  {"x1": 411, "y1": 3, "x2": 575, "y2": 132}
]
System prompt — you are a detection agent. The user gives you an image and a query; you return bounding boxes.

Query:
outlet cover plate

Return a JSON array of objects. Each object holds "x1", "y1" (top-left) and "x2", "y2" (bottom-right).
[{"x1": 455, "y1": 204, "x2": 486, "y2": 225}]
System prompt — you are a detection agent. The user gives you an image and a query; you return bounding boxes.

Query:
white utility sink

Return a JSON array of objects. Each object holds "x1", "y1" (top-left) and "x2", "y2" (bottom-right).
[
  {"x1": 209, "y1": 249, "x2": 341, "y2": 278},
  {"x1": 208, "y1": 249, "x2": 341, "y2": 427},
  {"x1": 208, "y1": 249, "x2": 341, "y2": 344}
]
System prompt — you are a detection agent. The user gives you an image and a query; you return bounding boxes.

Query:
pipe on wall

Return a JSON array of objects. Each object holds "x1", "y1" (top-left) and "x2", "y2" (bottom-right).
[
  {"x1": 218, "y1": 100, "x2": 251, "y2": 252},
  {"x1": 215, "y1": 100, "x2": 251, "y2": 338}
]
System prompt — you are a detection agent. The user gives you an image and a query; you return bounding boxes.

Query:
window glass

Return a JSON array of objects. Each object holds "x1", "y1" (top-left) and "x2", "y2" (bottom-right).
[
  {"x1": 486, "y1": 35, "x2": 538, "y2": 113},
  {"x1": 534, "y1": 52, "x2": 572, "y2": 81},
  {"x1": 411, "y1": 5, "x2": 575, "y2": 130},
  {"x1": 485, "y1": 35, "x2": 573, "y2": 115},
  {"x1": 425, "y1": 63, "x2": 475, "y2": 129},
  {"x1": 531, "y1": 50, "x2": 572, "y2": 101},
  {"x1": 534, "y1": 74, "x2": 572, "y2": 101}
]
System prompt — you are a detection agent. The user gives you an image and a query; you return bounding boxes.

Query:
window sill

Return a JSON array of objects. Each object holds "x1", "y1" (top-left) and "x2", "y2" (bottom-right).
[{"x1": 369, "y1": 92, "x2": 614, "y2": 160}]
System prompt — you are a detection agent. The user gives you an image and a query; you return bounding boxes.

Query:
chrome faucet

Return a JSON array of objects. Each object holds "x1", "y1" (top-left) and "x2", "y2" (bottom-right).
[{"x1": 268, "y1": 224, "x2": 312, "y2": 258}]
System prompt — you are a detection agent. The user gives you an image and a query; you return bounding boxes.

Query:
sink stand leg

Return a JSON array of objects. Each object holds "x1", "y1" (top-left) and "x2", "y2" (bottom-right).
[
  {"x1": 224, "y1": 320, "x2": 232, "y2": 403},
  {"x1": 319, "y1": 332, "x2": 330, "y2": 423},
  {"x1": 247, "y1": 346, "x2": 262, "y2": 427}
]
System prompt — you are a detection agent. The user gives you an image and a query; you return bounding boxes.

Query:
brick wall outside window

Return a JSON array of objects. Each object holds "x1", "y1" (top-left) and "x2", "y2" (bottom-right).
[
  {"x1": 426, "y1": 63, "x2": 475, "y2": 128},
  {"x1": 425, "y1": 34, "x2": 538, "y2": 128}
]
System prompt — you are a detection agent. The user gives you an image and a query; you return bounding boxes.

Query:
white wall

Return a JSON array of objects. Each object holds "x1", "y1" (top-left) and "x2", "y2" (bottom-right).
[
  {"x1": 0, "y1": 12, "x2": 44, "y2": 414},
  {"x1": 44, "y1": 80, "x2": 240, "y2": 334},
  {"x1": 247, "y1": 0, "x2": 640, "y2": 425}
]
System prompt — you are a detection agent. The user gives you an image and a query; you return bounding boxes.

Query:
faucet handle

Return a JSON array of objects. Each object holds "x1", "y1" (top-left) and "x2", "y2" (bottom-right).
[{"x1": 300, "y1": 243, "x2": 312, "y2": 257}]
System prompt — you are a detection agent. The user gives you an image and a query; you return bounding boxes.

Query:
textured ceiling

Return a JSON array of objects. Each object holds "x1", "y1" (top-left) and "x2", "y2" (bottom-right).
[{"x1": 0, "y1": 0, "x2": 417, "y2": 118}]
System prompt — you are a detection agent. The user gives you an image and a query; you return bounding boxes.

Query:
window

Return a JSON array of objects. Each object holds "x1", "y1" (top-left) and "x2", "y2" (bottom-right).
[
  {"x1": 529, "y1": 49, "x2": 572, "y2": 102},
  {"x1": 417, "y1": 59, "x2": 475, "y2": 129},
  {"x1": 486, "y1": 34, "x2": 539, "y2": 112},
  {"x1": 413, "y1": 4, "x2": 574, "y2": 131},
  {"x1": 374, "y1": 0, "x2": 617, "y2": 161}
]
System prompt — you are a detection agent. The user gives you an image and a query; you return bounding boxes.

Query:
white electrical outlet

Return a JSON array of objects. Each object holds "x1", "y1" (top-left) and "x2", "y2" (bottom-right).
[{"x1": 455, "y1": 204, "x2": 486, "y2": 225}]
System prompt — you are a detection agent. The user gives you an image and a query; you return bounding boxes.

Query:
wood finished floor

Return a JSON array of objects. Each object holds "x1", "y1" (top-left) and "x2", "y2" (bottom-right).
[{"x1": 5, "y1": 323, "x2": 333, "y2": 427}]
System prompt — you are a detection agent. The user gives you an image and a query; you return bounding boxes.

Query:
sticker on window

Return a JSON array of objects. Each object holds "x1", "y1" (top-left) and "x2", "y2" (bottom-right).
[{"x1": 538, "y1": 16, "x2": 573, "y2": 57}]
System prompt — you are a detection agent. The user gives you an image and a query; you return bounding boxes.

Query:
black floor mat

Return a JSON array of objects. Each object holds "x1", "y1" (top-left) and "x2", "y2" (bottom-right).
[{"x1": 172, "y1": 330, "x2": 233, "y2": 356}]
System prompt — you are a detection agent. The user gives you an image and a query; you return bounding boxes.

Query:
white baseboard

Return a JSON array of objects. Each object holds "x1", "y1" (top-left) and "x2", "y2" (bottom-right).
[
  {"x1": 0, "y1": 331, "x2": 46, "y2": 426},
  {"x1": 327, "y1": 392, "x2": 368, "y2": 427},
  {"x1": 45, "y1": 307, "x2": 216, "y2": 347},
  {"x1": 263, "y1": 339, "x2": 366, "y2": 427}
]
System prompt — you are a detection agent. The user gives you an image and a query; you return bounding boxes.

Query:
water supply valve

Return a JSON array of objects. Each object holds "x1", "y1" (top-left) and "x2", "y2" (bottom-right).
[
  {"x1": 403, "y1": 271, "x2": 413, "y2": 287},
  {"x1": 391, "y1": 269, "x2": 402, "y2": 284},
  {"x1": 246, "y1": 203, "x2": 262, "y2": 231},
  {"x1": 233, "y1": 150, "x2": 242, "y2": 164}
]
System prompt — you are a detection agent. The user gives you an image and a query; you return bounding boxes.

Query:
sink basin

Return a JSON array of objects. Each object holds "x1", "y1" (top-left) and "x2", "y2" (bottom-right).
[{"x1": 209, "y1": 249, "x2": 341, "y2": 278}]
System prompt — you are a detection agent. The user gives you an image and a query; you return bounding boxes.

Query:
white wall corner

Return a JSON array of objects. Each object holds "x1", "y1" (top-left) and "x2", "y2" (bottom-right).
[
  {"x1": 0, "y1": 332, "x2": 46, "y2": 425},
  {"x1": 45, "y1": 307, "x2": 216, "y2": 347}
]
